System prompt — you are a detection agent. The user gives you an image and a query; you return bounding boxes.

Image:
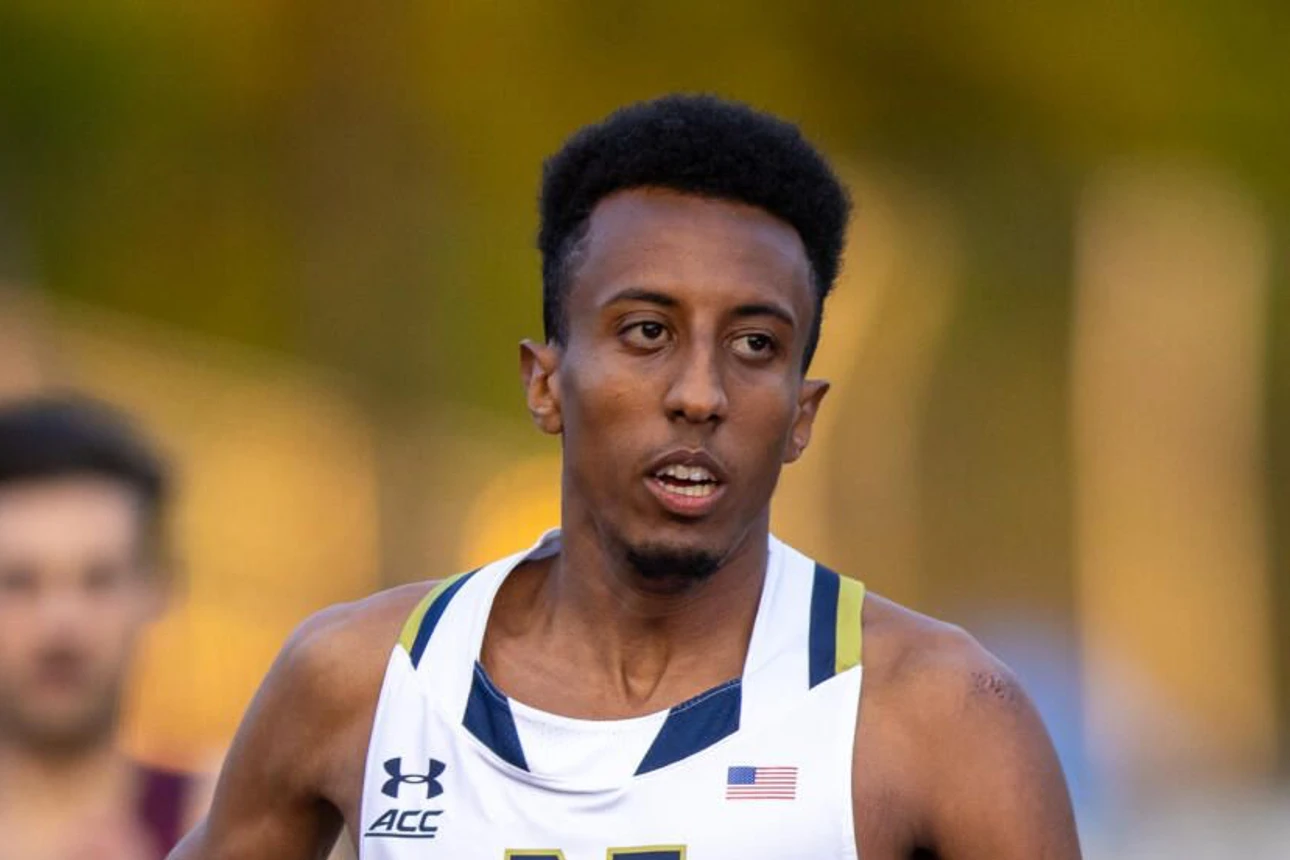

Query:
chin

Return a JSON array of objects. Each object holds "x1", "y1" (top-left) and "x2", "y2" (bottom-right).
[
  {"x1": 615, "y1": 526, "x2": 730, "y2": 589},
  {"x1": 10, "y1": 696, "x2": 119, "y2": 753},
  {"x1": 596, "y1": 506, "x2": 747, "y2": 589}
]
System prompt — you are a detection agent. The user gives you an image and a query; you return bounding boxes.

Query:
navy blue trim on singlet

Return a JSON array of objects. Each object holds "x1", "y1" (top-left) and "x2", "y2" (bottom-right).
[
  {"x1": 409, "y1": 571, "x2": 477, "y2": 669},
  {"x1": 634, "y1": 678, "x2": 742, "y2": 775},
  {"x1": 463, "y1": 663, "x2": 530, "y2": 770},
  {"x1": 808, "y1": 563, "x2": 840, "y2": 688}
]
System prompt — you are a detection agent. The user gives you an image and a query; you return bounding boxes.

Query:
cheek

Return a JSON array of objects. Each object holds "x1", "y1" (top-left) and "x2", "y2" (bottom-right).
[
  {"x1": 733, "y1": 385, "x2": 799, "y2": 450},
  {"x1": 0, "y1": 595, "x2": 52, "y2": 641},
  {"x1": 77, "y1": 589, "x2": 153, "y2": 655},
  {"x1": 563, "y1": 359, "x2": 657, "y2": 444},
  {"x1": 0, "y1": 611, "x2": 35, "y2": 671}
]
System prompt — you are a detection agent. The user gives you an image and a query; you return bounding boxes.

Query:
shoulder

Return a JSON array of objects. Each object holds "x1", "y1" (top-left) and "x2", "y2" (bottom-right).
[
  {"x1": 169, "y1": 582, "x2": 445, "y2": 857},
  {"x1": 857, "y1": 593, "x2": 1042, "y2": 785},
  {"x1": 208, "y1": 581, "x2": 441, "y2": 813},
  {"x1": 239, "y1": 581, "x2": 439, "y2": 789},
  {"x1": 854, "y1": 594, "x2": 1079, "y2": 857},
  {"x1": 272, "y1": 581, "x2": 437, "y2": 716},
  {"x1": 860, "y1": 593, "x2": 1025, "y2": 727}
]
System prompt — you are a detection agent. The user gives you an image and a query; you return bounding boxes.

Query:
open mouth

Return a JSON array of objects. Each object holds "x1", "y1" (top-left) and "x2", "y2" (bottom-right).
[
  {"x1": 651, "y1": 463, "x2": 721, "y2": 498},
  {"x1": 644, "y1": 456, "x2": 728, "y2": 517}
]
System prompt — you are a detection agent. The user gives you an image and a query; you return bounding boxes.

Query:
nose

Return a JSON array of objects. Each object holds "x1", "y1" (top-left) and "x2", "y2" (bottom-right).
[
  {"x1": 663, "y1": 343, "x2": 728, "y2": 425},
  {"x1": 38, "y1": 580, "x2": 95, "y2": 630}
]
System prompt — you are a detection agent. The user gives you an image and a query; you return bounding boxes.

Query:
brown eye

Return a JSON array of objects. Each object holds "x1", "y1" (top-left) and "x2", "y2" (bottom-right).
[
  {"x1": 0, "y1": 567, "x2": 36, "y2": 597},
  {"x1": 621, "y1": 321, "x2": 671, "y2": 349},
  {"x1": 732, "y1": 333, "x2": 777, "y2": 359},
  {"x1": 84, "y1": 563, "x2": 125, "y2": 595}
]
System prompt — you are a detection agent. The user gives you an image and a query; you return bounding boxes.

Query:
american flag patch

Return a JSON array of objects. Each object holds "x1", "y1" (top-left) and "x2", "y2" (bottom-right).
[{"x1": 725, "y1": 766, "x2": 798, "y2": 800}]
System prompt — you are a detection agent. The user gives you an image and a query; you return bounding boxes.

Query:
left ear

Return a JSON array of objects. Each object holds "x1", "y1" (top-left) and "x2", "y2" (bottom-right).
[
  {"x1": 520, "y1": 338, "x2": 564, "y2": 435},
  {"x1": 784, "y1": 378, "x2": 830, "y2": 464}
]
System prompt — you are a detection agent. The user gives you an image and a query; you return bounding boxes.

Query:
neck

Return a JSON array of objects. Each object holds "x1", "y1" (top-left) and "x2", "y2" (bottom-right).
[
  {"x1": 0, "y1": 734, "x2": 131, "y2": 813},
  {"x1": 517, "y1": 507, "x2": 771, "y2": 711}
]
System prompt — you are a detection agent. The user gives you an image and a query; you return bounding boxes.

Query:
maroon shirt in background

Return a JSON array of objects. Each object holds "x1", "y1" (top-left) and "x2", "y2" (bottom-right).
[{"x1": 135, "y1": 763, "x2": 192, "y2": 858}]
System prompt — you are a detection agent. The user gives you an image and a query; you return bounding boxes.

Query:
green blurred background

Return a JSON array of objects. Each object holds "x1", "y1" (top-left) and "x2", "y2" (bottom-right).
[{"x1": 1, "y1": 1, "x2": 1288, "y2": 854}]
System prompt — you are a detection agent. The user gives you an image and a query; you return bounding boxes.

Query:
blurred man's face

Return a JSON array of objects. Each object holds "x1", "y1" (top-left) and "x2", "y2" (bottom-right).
[{"x1": 0, "y1": 477, "x2": 162, "y2": 753}]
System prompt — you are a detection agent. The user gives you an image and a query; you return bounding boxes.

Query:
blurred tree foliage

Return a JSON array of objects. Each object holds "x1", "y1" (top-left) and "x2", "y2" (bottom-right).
[
  {"x1": 2, "y1": 0, "x2": 1285, "y2": 404},
  {"x1": 1, "y1": 0, "x2": 1287, "y2": 766}
]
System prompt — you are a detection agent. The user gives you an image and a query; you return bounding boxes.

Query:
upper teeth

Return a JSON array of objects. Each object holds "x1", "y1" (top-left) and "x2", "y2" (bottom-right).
[{"x1": 657, "y1": 464, "x2": 715, "y2": 482}]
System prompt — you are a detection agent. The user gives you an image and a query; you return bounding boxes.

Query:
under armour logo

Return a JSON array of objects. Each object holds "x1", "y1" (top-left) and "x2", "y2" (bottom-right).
[{"x1": 381, "y1": 757, "x2": 446, "y2": 799}]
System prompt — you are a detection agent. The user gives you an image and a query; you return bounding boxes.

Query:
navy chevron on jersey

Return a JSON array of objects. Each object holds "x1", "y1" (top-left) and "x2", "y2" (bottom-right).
[{"x1": 359, "y1": 530, "x2": 865, "y2": 859}]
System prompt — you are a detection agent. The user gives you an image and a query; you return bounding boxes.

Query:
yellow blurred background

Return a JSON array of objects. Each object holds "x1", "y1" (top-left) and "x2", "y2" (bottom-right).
[{"x1": 1, "y1": 2, "x2": 1287, "y2": 854}]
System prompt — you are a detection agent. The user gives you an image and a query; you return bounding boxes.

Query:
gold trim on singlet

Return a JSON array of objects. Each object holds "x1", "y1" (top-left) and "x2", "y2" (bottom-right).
[
  {"x1": 397, "y1": 571, "x2": 471, "y2": 655},
  {"x1": 835, "y1": 576, "x2": 866, "y2": 673}
]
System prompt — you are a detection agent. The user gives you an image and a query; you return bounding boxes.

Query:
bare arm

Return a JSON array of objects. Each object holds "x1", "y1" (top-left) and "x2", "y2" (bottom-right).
[
  {"x1": 920, "y1": 638, "x2": 1080, "y2": 859},
  {"x1": 169, "y1": 584, "x2": 426, "y2": 860},
  {"x1": 168, "y1": 611, "x2": 350, "y2": 860},
  {"x1": 854, "y1": 598, "x2": 1081, "y2": 859}
]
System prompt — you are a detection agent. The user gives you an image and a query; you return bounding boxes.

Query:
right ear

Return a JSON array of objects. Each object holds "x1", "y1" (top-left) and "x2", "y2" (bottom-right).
[{"x1": 520, "y1": 339, "x2": 563, "y2": 435}]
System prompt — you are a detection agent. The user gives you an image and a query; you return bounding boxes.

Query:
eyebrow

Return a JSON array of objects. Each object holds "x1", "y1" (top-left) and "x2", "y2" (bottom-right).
[
  {"x1": 732, "y1": 302, "x2": 796, "y2": 329},
  {"x1": 604, "y1": 288, "x2": 796, "y2": 328},
  {"x1": 603, "y1": 287, "x2": 678, "y2": 309}
]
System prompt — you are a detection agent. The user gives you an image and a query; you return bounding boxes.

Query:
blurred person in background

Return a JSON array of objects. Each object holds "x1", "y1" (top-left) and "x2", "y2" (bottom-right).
[
  {"x1": 174, "y1": 95, "x2": 1078, "y2": 859},
  {"x1": 0, "y1": 395, "x2": 205, "y2": 859}
]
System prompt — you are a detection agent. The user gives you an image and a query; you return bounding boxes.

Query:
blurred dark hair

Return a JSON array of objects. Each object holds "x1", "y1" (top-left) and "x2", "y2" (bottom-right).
[
  {"x1": 538, "y1": 93, "x2": 851, "y2": 369},
  {"x1": 0, "y1": 394, "x2": 170, "y2": 562}
]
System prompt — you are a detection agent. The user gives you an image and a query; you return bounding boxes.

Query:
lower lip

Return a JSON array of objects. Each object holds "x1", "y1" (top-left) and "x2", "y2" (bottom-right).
[{"x1": 645, "y1": 476, "x2": 726, "y2": 517}]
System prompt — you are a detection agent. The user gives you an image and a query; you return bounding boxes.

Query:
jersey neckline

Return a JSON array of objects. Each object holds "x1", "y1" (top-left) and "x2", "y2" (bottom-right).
[
  {"x1": 462, "y1": 528, "x2": 785, "y2": 732},
  {"x1": 441, "y1": 529, "x2": 795, "y2": 786},
  {"x1": 395, "y1": 529, "x2": 864, "y2": 793}
]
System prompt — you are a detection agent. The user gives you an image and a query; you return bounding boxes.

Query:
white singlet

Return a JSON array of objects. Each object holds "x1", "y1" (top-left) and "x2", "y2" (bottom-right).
[{"x1": 359, "y1": 530, "x2": 866, "y2": 860}]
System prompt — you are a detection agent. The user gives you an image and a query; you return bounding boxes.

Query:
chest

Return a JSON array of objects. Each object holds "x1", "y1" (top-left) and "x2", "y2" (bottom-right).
[
  {"x1": 480, "y1": 626, "x2": 751, "y2": 724},
  {"x1": 357, "y1": 662, "x2": 861, "y2": 860}
]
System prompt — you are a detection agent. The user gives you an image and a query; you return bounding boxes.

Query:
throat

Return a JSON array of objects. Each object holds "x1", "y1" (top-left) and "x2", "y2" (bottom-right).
[
  {"x1": 481, "y1": 543, "x2": 766, "y2": 720},
  {"x1": 0, "y1": 743, "x2": 132, "y2": 818}
]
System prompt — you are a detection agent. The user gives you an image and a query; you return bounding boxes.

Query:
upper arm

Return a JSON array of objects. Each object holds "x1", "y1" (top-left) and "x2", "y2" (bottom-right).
[
  {"x1": 915, "y1": 631, "x2": 1081, "y2": 859},
  {"x1": 854, "y1": 597, "x2": 1081, "y2": 860},
  {"x1": 168, "y1": 609, "x2": 360, "y2": 860}
]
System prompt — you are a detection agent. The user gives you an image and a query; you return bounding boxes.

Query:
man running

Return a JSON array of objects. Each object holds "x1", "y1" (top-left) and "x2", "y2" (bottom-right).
[{"x1": 173, "y1": 94, "x2": 1080, "y2": 860}]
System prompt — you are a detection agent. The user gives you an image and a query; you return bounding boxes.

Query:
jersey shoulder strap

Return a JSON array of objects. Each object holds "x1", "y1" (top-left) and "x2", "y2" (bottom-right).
[
  {"x1": 397, "y1": 569, "x2": 478, "y2": 668},
  {"x1": 807, "y1": 563, "x2": 866, "y2": 687}
]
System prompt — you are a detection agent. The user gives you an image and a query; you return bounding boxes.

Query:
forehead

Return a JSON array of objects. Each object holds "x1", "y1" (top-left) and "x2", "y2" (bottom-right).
[
  {"x1": 569, "y1": 188, "x2": 813, "y2": 315},
  {"x1": 0, "y1": 477, "x2": 144, "y2": 563}
]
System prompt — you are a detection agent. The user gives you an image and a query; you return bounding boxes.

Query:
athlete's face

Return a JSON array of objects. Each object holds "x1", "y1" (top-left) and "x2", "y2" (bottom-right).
[
  {"x1": 523, "y1": 188, "x2": 828, "y2": 583},
  {"x1": 0, "y1": 477, "x2": 163, "y2": 752}
]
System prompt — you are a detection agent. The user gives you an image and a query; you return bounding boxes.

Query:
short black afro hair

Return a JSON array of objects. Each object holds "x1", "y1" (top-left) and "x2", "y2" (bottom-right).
[{"x1": 538, "y1": 94, "x2": 851, "y2": 369}]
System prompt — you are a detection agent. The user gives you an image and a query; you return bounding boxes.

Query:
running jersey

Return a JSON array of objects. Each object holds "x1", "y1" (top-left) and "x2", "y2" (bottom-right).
[{"x1": 359, "y1": 530, "x2": 865, "y2": 860}]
